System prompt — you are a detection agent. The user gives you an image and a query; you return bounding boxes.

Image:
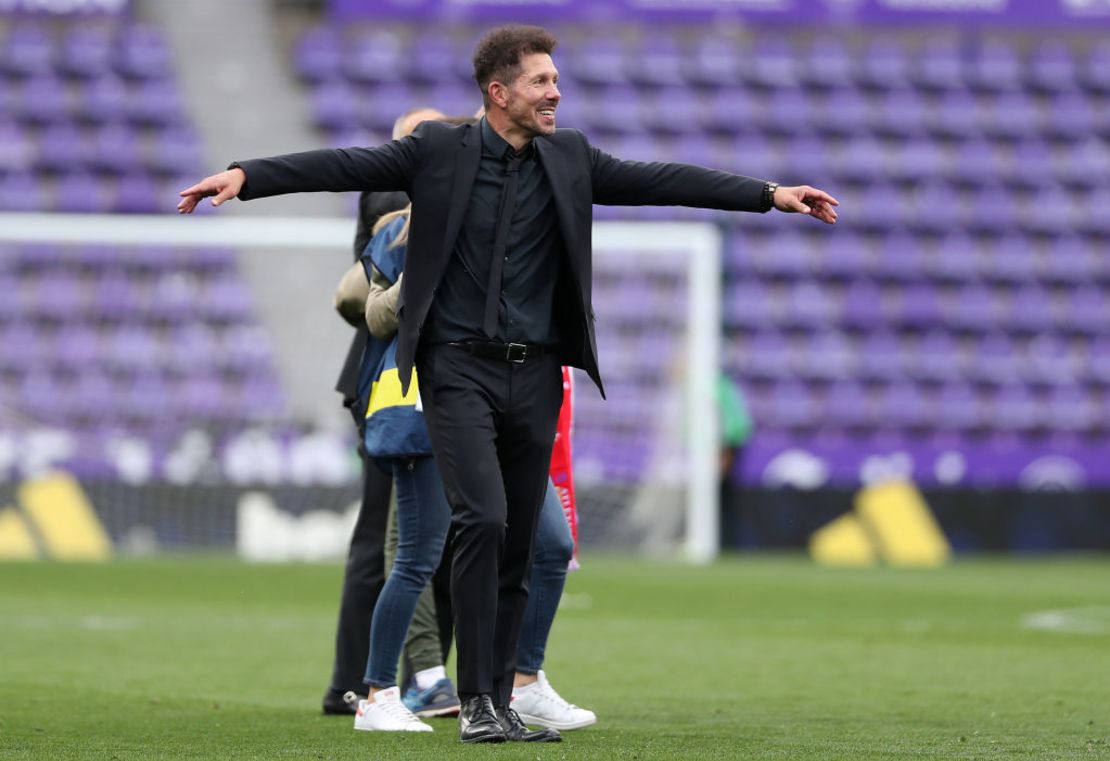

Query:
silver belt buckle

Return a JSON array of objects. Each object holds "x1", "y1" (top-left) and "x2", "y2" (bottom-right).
[{"x1": 506, "y1": 343, "x2": 528, "y2": 363}]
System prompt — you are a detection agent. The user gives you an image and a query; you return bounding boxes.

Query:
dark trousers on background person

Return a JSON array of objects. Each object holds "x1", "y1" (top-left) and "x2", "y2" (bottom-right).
[
  {"x1": 416, "y1": 343, "x2": 563, "y2": 708},
  {"x1": 326, "y1": 451, "x2": 392, "y2": 696}
]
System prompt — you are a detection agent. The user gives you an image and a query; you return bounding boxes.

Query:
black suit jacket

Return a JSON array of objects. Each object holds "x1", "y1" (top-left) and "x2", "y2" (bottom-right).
[{"x1": 237, "y1": 120, "x2": 768, "y2": 397}]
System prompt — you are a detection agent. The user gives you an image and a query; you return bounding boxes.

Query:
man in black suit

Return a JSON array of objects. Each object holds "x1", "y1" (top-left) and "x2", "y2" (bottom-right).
[{"x1": 179, "y1": 23, "x2": 837, "y2": 744}]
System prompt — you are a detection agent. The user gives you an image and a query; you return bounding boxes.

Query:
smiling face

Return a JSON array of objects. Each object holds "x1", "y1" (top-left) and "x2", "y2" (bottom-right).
[{"x1": 493, "y1": 52, "x2": 560, "y2": 145}]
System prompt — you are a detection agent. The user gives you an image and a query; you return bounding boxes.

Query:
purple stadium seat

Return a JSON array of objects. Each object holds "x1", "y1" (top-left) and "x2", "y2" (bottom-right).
[
  {"x1": 683, "y1": 33, "x2": 740, "y2": 88},
  {"x1": 113, "y1": 171, "x2": 162, "y2": 214},
  {"x1": 744, "y1": 39, "x2": 799, "y2": 89},
  {"x1": 310, "y1": 79, "x2": 358, "y2": 130},
  {"x1": 889, "y1": 136, "x2": 946, "y2": 183},
  {"x1": 0, "y1": 171, "x2": 47, "y2": 211},
  {"x1": 948, "y1": 135, "x2": 1006, "y2": 184},
  {"x1": 724, "y1": 280, "x2": 774, "y2": 330},
  {"x1": 407, "y1": 30, "x2": 464, "y2": 84},
  {"x1": 54, "y1": 323, "x2": 103, "y2": 369},
  {"x1": 984, "y1": 232, "x2": 1038, "y2": 284},
  {"x1": 1038, "y1": 91, "x2": 1092, "y2": 143},
  {"x1": 912, "y1": 37, "x2": 965, "y2": 92},
  {"x1": 700, "y1": 87, "x2": 756, "y2": 134},
  {"x1": 626, "y1": 34, "x2": 686, "y2": 87},
  {"x1": 872, "y1": 89, "x2": 927, "y2": 138},
  {"x1": 909, "y1": 181, "x2": 962, "y2": 233},
  {"x1": 78, "y1": 73, "x2": 129, "y2": 124},
  {"x1": 17, "y1": 74, "x2": 71, "y2": 124},
  {"x1": 821, "y1": 380, "x2": 872, "y2": 430},
  {"x1": 1062, "y1": 285, "x2": 1110, "y2": 336},
  {"x1": 951, "y1": 282, "x2": 1005, "y2": 333},
  {"x1": 913, "y1": 329, "x2": 966, "y2": 382},
  {"x1": 200, "y1": 278, "x2": 252, "y2": 323},
  {"x1": 934, "y1": 382, "x2": 985, "y2": 431},
  {"x1": 966, "y1": 39, "x2": 1023, "y2": 92},
  {"x1": 294, "y1": 26, "x2": 342, "y2": 82},
  {"x1": 815, "y1": 86, "x2": 870, "y2": 136},
  {"x1": 855, "y1": 39, "x2": 909, "y2": 89},
  {"x1": 742, "y1": 330, "x2": 794, "y2": 380},
  {"x1": 927, "y1": 90, "x2": 982, "y2": 138},
  {"x1": 763, "y1": 379, "x2": 819, "y2": 430},
  {"x1": 1046, "y1": 385, "x2": 1097, "y2": 433},
  {"x1": 874, "y1": 381, "x2": 929, "y2": 430},
  {"x1": 54, "y1": 171, "x2": 114, "y2": 213},
  {"x1": 114, "y1": 25, "x2": 172, "y2": 80},
  {"x1": 972, "y1": 332, "x2": 1023, "y2": 384},
  {"x1": 0, "y1": 118, "x2": 34, "y2": 173},
  {"x1": 1026, "y1": 41, "x2": 1078, "y2": 94},
  {"x1": 146, "y1": 126, "x2": 203, "y2": 175},
  {"x1": 128, "y1": 79, "x2": 184, "y2": 126},
  {"x1": 35, "y1": 122, "x2": 91, "y2": 173},
  {"x1": 841, "y1": 279, "x2": 884, "y2": 329},
  {"x1": 565, "y1": 36, "x2": 628, "y2": 86},
  {"x1": 829, "y1": 135, "x2": 886, "y2": 183},
  {"x1": 798, "y1": 330, "x2": 857, "y2": 381},
  {"x1": 765, "y1": 87, "x2": 816, "y2": 136},
  {"x1": 1024, "y1": 333, "x2": 1078, "y2": 385},
  {"x1": 165, "y1": 324, "x2": 216, "y2": 372},
  {"x1": 2, "y1": 24, "x2": 54, "y2": 77},
  {"x1": 981, "y1": 92, "x2": 1038, "y2": 139},
  {"x1": 343, "y1": 30, "x2": 406, "y2": 84},
  {"x1": 1079, "y1": 41, "x2": 1110, "y2": 93},
  {"x1": 1008, "y1": 138, "x2": 1053, "y2": 187},
  {"x1": 928, "y1": 231, "x2": 980, "y2": 283},
  {"x1": 105, "y1": 324, "x2": 162, "y2": 369},
  {"x1": 587, "y1": 84, "x2": 648, "y2": 135},
  {"x1": 799, "y1": 36, "x2": 854, "y2": 89},
  {"x1": 1055, "y1": 137, "x2": 1110, "y2": 186},
  {"x1": 858, "y1": 330, "x2": 910, "y2": 381},
  {"x1": 990, "y1": 383, "x2": 1042, "y2": 432},
  {"x1": 59, "y1": 25, "x2": 114, "y2": 79},
  {"x1": 896, "y1": 283, "x2": 942, "y2": 328},
  {"x1": 786, "y1": 279, "x2": 838, "y2": 327},
  {"x1": 966, "y1": 182, "x2": 1019, "y2": 234},
  {"x1": 641, "y1": 87, "x2": 701, "y2": 136},
  {"x1": 89, "y1": 122, "x2": 142, "y2": 174},
  {"x1": 1039, "y1": 234, "x2": 1097, "y2": 285},
  {"x1": 1088, "y1": 337, "x2": 1110, "y2": 386},
  {"x1": 1008, "y1": 285, "x2": 1057, "y2": 336},
  {"x1": 815, "y1": 230, "x2": 870, "y2": 280},
  {"x1": 1022, "y1": 184, "x2": 1076, "y2": 236}
]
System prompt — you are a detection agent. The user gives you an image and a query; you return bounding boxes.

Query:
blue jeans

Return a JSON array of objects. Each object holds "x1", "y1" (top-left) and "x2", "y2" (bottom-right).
[
  {"x1": 516, "y1": 480, "x2": 575, "y2": 674},
  {"x1": 364, "y1": 456, "x2": 451, "y2": 689}
]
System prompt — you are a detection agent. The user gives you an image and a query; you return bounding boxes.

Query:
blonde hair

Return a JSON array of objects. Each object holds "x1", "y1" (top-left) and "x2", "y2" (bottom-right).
[{"x1": 372, "y1": 204, "x2": 412, "y2": 249}]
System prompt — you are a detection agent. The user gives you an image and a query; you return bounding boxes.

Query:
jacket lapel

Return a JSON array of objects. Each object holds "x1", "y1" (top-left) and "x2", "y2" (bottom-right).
[
  {"x1": 440, "y1": 124, "x2": 482, "y2": 261},
  {"x1": 536, "y1": 136, "x2": 582, "y2": 277}
]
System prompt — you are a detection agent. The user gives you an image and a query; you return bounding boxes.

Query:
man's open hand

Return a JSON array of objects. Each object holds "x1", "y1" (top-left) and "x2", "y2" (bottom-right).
[
  {"x1": 773, "y1": 185, "x2": 839, "y2": 225},
  {"x1": 177, "y1": 168, "x2": 246, "y2": 214}
]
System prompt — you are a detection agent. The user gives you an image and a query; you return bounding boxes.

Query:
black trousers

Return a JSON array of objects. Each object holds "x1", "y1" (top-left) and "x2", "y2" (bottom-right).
[
  {"x1": 326, "y1": 451, "x2": 392, "y2": 695},
  {"x1": 416, "y1": 343, "x2": 563, "y2": 707}
]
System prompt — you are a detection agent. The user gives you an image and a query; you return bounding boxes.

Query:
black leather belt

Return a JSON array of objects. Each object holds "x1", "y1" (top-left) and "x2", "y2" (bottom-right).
[{"x1": 446, "y1": 341, "x2": 553, "y2": 364}]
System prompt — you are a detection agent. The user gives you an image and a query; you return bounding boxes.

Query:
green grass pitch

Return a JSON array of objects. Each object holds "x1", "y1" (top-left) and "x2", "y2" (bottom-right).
[{"x1": 1, "y1": 554, "x2": 1109, "y2": 760}]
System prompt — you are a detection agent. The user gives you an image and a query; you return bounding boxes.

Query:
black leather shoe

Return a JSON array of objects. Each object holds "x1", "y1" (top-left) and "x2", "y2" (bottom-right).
[
  {"x1": 497, "y1": 705, "x2": 562, "y2": 742},
  {"x1": 459, "y1": 695, "x2": 507, "y2": 744},
  {"x1": 321, "y1": 689, "x2": 363, "y2": 716}
]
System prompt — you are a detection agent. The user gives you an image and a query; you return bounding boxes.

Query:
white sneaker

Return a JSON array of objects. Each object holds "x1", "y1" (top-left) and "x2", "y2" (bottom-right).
[
  {"x1": 510, "y1": 670, "x2": 596, "y2": 730},
  {"x1": 353, "y1": 686, "x2": 433, "y2": 732}
]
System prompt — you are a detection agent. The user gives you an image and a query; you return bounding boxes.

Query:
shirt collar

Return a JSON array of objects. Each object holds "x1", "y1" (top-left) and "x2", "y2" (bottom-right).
[{"x1": 480, "y1": 117, "x2": 534, "y2": 162}]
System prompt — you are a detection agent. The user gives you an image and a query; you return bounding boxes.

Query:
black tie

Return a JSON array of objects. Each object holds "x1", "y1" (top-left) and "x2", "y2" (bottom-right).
[{"x1": 483, "y1": 154, "x2": 524, "y2": 339}]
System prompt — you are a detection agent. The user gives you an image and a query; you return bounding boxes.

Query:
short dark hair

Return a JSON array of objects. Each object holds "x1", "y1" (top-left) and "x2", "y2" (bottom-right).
[{"x1": 472, "y1": 24, "x2": 558, "y2": 105}]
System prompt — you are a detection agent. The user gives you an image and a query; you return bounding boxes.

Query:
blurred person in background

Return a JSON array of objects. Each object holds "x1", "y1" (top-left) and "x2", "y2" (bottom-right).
[
  {"x1": 323, "y1": 107, "x2": 444, "y2": 717},
  {"x1": 178, "y1": 22, "x2": 837, "y2": 744}
]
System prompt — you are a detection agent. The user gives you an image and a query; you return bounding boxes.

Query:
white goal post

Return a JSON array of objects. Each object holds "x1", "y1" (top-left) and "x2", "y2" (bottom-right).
[{"x1": 0, "y1": 212, "x2": 723, "y2": 563}]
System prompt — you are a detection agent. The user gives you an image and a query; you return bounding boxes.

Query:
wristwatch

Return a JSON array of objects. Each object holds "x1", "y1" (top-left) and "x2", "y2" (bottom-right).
[{"x1": 761, "y1": 181, "x2": 780, "y2": 212}]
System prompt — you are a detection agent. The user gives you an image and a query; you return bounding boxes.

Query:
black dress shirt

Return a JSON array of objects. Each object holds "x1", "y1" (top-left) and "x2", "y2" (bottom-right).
[{"x1": 423, "y1": 118, "x2": 563, "y2": 345}]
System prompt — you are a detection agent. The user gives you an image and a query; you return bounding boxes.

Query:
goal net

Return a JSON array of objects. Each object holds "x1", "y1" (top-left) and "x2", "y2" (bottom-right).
[{"x1": 0, "y1": 213, "x2": 721, "y2": 563}]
